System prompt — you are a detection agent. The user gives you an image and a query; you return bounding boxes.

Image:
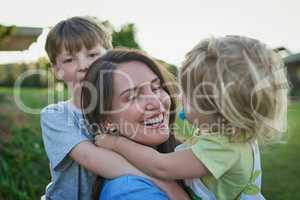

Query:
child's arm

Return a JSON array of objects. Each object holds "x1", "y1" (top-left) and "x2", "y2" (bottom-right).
[
  {"x1": 70, "y1": 141, "x2": 145, "y2": 178},
  {"x1": 70, "y1": 141, "x2": 191, "y2": 200},
  {"x1": 40, "y1": 106, "x2": 190, "y2": 199},
  {"x1": 95, "y1": 135, "x2": 209, "y2": 180}
]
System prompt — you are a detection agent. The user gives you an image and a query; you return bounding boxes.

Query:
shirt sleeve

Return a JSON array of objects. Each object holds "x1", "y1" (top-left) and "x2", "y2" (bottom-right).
[
  {"x1": 40, "y1": 105, "x2": 90, "y2": 170},
  {"x1": 191, "y1": 135, "x2": 240, "y2": 179},
  {"x1": 100, "y1": 175, "x2": 169, "y2": 200}
]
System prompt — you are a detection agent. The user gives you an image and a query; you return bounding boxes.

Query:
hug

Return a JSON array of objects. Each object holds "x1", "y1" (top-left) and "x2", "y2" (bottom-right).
[{"x1": 40, "y1": 16, "x2": 288, "y2": 200}]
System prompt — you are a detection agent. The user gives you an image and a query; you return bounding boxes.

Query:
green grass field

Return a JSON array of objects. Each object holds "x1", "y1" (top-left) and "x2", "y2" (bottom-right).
[{"x1": 0, "y1": 87, "x2": 299, "y2": 200}]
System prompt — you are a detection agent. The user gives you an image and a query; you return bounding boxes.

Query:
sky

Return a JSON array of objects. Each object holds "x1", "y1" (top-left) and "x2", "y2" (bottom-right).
[{"x1": 0, "y1": 0, "x2": 300, "y2": 65}]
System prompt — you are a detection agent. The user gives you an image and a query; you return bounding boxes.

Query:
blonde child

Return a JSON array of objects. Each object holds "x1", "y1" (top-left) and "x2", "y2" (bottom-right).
[{"x1": 95, "y1": 36, "x2": 288, "y2": 200}]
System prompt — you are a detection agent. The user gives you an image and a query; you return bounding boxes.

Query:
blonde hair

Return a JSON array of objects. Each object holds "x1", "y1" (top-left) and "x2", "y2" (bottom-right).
[
  {"x1": 180, "y1": 36, "x2": 288, "y2": 143},
  {"x1": 45, "y1": 16, "x2": 112, "y2": 64}
]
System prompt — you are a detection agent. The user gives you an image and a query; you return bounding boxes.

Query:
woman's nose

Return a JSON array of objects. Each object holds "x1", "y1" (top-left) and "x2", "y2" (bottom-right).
[
  {"x1": 145, "y1": 101, "x2": 160, "y2": 110},
  {"x1": 144, "y1": 92, "x2": 162, "y2": 111}
]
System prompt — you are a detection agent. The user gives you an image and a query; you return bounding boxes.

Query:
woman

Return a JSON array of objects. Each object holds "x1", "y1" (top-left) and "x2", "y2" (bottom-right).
[{"x1": 81, "y1": 49, "x2": 189, "y2": 200}]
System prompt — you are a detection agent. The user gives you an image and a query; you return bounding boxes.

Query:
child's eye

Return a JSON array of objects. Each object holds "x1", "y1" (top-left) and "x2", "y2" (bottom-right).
[{"x1": 63, "y1": 58, "x2": 73, "y2": 63}]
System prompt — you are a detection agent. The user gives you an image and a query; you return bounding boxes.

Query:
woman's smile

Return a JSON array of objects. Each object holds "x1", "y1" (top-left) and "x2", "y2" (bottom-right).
[{"x1": 142, "y1": 113, "x2": 166, "y2": 129}]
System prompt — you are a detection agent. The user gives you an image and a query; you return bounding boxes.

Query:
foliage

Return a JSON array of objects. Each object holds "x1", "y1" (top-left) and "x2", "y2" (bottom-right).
[
  {"x1": 0, "y1": 25, "x2": 16, "y2": 42},
  {"x1": 0, "y1": 57, "x2": 52, "y2": 87},
  {"x1": 0, "y1": 87, "x2": 68, "y2": 200},
  {"x1": 112, "y1": 23, "x2": 141, "y2": 49}
]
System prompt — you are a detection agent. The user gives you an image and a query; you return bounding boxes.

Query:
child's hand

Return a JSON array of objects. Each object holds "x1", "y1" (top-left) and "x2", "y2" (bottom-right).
[{"x1": 94, "y1": 134, "x2": 120, "y2": 151}]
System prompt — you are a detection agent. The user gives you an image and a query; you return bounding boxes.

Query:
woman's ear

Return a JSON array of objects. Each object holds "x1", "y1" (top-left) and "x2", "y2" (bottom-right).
[{"x1": 103, "y1": 119, "x2": 119, "y2": 135}]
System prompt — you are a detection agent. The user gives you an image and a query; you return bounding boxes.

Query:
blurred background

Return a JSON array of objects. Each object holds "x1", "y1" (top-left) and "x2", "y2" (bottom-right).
[{"x1": 0, "y1": 0, "x2": 299, "y2": 199}]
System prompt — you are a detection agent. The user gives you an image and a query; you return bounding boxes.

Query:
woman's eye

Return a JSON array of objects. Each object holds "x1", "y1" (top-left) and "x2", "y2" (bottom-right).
[
  {"x1": 89, "y1": 53, "x2": 99, "y2": 58},
  {"x1": 152, "y1": 85, "x2": 162, "y2": 92},
  {"x1": 128, "y1": 95, "x2": 138, "y2": 101}
]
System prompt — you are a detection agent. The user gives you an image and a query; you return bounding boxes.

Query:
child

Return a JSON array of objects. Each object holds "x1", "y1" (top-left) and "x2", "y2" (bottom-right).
[
  {"x1": 40, "y1": 17, "x2": 187, "y2": 200},
  {"x1": 95, "y1": 36, "x2": 288, "y2": 200}
]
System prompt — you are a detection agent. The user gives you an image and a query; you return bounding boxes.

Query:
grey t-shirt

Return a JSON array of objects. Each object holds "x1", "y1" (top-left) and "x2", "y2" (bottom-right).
[{"x1": 40, "y1": 100, "x2": 96, "y2": 200}]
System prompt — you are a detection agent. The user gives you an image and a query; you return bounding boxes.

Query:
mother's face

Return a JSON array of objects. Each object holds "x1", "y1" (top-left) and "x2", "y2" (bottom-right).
[{"x1": 108, "y1": 61, "x2": 171, "y2": 146}]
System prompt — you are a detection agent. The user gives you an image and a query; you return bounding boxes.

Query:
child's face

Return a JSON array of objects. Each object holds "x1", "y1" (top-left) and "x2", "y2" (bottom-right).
[
  {"x1": 53, "y1": 44, "x2": 105, "y2": 83},
  {"x1": 181, "y1": 95, "x2": 217, "y2": 128},
  {"x1": 181, "y1": 95, "x2": 199, "y2": 123}
]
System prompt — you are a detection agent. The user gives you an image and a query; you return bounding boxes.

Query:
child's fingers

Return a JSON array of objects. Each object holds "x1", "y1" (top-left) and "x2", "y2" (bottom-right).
[{"x1": 94, "y1": 134, "x2": 116, "y2": 150}]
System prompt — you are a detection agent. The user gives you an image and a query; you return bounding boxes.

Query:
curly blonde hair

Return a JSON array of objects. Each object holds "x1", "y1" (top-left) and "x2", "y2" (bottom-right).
[{"x1": 180, "y1": 36, "x2": 288, "y2": 143}]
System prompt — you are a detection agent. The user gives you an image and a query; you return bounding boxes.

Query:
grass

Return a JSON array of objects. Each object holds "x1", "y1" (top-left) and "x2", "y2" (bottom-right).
[
  {"x1": 0, "y1": 87, "x2": 68, "y2": 200},
  {"x1": 0, "y1": 88, "x2": 49, "y2": 200},
  {"x1": 260, "y1": 102, "x2": 300, "y2": 199},
  {"x1": 0, "y1": 87, "x2": 299, "y2": 200}
]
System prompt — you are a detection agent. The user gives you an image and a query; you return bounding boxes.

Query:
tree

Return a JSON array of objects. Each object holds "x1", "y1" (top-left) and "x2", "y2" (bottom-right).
[
  {"x1": 112, "y1": 23, "x2": 141, "y2": 49},
  {"x1": 85, "y1": 16, "x2": 141, "y2": 49},
  {"x1": 0, "y1": 25, "x2": 16, "y2": 42}
]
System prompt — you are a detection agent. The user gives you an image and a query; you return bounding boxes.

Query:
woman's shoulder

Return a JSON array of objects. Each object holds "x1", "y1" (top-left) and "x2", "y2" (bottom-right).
[
  {"x1": 101, "y1": 175, "x2": 168, "y2": 200},
  {"x1": 103, "y1": 175, "x2": 155, "y2": 189}
]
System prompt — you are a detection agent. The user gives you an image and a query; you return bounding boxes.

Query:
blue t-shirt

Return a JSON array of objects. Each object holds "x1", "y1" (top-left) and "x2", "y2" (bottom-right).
[
  {"x1": 100, "y1": 175, "x2": 169, "y2": 200},
  {"x1": 40, "y1": 100, "x2": 95, "y2": 200}
]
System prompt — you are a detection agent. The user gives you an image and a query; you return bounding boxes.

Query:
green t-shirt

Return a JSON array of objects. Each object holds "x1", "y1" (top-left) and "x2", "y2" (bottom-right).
[{"x1": 184, "y1": 135, "x2": 253, "y2": 199}]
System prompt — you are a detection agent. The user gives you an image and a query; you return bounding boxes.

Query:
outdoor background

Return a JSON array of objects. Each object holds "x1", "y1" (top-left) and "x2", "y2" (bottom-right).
[{"x1": 1, "y1": 0, "x2": 300, "y2": 199}]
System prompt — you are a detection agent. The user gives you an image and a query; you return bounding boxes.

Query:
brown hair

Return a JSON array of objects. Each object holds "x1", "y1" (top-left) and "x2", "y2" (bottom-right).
[
  {"x1": 180, "y1": 36, "x2": 288, "y2": 143},
  {"x1": 81, "y1": 48, "x2": 179, "y2": 199},
  {"x1": 45, "y1": 16, "x2": 112, "y2": 64}
]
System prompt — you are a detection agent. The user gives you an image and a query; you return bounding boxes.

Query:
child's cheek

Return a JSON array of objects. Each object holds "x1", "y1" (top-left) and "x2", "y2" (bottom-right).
[
  {"x1": 185, "y1": 111, "x2": 195, "y2": 124},
  {"x1": 185, "y1": 109, "x2": 201, "y2": 126}
]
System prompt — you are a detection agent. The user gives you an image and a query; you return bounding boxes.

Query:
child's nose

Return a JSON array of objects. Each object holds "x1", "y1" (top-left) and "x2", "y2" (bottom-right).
[
  {"x1": 78, "y1": 59, "x2": 89, "y2": 70},
  {"x1": 77, "y1": 55, "x2": 91, "y2": 71}
]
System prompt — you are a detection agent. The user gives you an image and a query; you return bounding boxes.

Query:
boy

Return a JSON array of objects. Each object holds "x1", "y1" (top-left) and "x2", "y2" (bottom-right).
[
  {"x1": 40, "y1": 16, "x2": 188, "y2": 200},
  {"x1": 41, "y1": 16, "x2": 113, "y2": 200}
]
